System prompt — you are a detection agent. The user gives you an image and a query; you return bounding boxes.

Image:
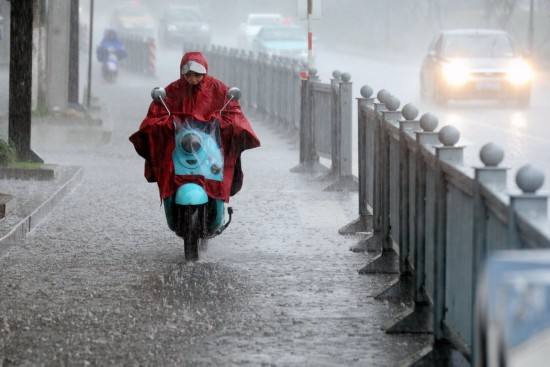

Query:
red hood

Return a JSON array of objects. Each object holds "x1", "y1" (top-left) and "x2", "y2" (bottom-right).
[
  {"x1": 129, "y1": 56, "x2": 261, "y2": 202},
  {"x1": 180, "y1": 52, "x2": 209, "y2": 77}
]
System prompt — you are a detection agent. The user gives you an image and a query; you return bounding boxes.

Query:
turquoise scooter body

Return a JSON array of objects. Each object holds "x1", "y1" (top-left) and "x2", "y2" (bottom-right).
[
  {"x1": 151, "y1": 86, "x2": 240, "y2": 260},
  {"x1": 163, "y1": 117, "x2": 226, "y2": 234}
]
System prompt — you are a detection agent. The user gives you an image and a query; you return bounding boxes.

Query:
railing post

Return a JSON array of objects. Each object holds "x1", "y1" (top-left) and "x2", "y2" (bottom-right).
[
  {"x1": 339, "y1": 85, "x2": 375, "y2": 235},
  {"x1": 508, "y1": 164, "x2": 547, "y2": 248},
  {"x1": 292, "y1": 62, "x2": 302, "y2": 134},
  {"x1": 374, "y1": 103, "x2": 421, "y2": 304},
  {"x1": 398, "y1": 103, "x2": 421, "y2": 275},
  {"x1": 471, "y1": 142, "x2": 507, "y2": 359},
  {"x1": 328, "y1": 70, "x2": 341, "y2": 178},
  {"x1": 324, "y1": 72, "x2": 358, "y2": 192},
  {"x1": 358, "y1": 91, "x2": 401, "y2": 274},
  {"x1": 411, "y1": 125, "x2": 470, "y2": 365},
  {"x1": 434, "y1": 125, "x2": 463, "y2": 339},
  {"x1": 385, "y1": 112, "x2": 439, "y2": 335},
  {"x1": 352, "y1": 91, "x2": 388, "y2": 253},
  {"x1": 290, "y1": 69, "x2": 325, "y2": 174}
]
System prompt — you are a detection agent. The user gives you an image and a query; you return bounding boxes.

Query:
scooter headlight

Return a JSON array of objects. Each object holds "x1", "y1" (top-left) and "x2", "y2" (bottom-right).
[{"x1": 181, "y1": 133, "x2": 202, "y2": 154}]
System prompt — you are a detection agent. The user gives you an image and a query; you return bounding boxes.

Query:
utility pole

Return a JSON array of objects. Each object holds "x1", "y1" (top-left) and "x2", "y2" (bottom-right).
[
  {"x1": 68, "y1": 0, "x2": 80, "y2": 106},
  {"x1": 86, "y1": 0, "x2": 94, "y2": 109},
  {"x1": 307, "y1": 0, "x2": 313, "y2": 70},
  {"x1": 8, "y1": 0, "x2": 42, "y2": 162}
]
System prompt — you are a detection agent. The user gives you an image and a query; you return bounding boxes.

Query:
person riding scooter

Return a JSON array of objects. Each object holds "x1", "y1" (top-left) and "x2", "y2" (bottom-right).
[
  {"x1": 130, "y1": 51, "x2": 260, "y2": 206},
  {"x1": 96, "y1": 29, "x2": 127, "y2": 82}
]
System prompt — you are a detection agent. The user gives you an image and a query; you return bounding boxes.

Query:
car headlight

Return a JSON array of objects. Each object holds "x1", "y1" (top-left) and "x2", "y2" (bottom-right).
[
  {"x1": 167, "y1": 24, "x2": 177, "y2": 32},
  {"x1": 441, "y1": 59, "x2": 470, "y2": 86},
  {"x1": 200, "y1": 24, "x2": 209, "y2": 32},
  {"x1": 506, "y1": 58, "x2": 533, "y2": 86}
]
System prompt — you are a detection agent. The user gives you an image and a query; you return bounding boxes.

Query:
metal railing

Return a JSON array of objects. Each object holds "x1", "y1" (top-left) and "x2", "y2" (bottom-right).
[
  {"x1": 202, "y1": 45, "x2": 356, "y2": 190},
  {"x1": 346, "y1": 87, "x2": 550, "y2": 365}
]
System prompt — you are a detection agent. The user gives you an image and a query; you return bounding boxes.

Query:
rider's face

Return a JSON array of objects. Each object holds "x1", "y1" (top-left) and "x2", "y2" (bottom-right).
[{"x1": 183, "y1": 71, "x2": 205, "y2": 85}]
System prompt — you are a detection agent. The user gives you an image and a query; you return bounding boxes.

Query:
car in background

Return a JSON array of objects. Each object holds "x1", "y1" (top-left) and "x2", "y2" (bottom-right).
[
  {"x1": 158, "y1": 5, "x2": 211, "y2": 46},
  {"x1": 238, "y1": 13, "x2": 283, "y2": 49},
  {"x1": 110, "y1": 3, "x2": 156, "y2": 38},
  {"x1": 420, "y1": 29, "x2": 534, "y2": 106},
  {"x1": 251, "y1": 25, "x2": 309, "y2": 63}
]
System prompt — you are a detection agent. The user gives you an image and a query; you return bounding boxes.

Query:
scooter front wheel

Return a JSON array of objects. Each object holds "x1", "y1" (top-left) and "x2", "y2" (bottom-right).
[{"x1": 181, "y1": 206, "x2": 201, "y2": 261}]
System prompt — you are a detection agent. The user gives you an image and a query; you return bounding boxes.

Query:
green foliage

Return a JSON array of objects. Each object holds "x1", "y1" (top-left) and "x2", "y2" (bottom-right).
[{"x1": 0, "y1": 139, "x2": 16, "y2": 166}]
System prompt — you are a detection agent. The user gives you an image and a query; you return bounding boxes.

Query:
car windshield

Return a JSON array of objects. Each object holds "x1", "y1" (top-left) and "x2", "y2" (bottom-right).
[
  {"x1": 259, "y1": 27, "x2": 305, "y2": 42},
  {"x1": 441, "y1": 34, "x2": 515, "y2": 58},
  {"x1": 168, "y1": 9, "x2": 202, "y2": 22},
  {"x1": 249, "y1": 16, "x2": 282, "y2": 26}
]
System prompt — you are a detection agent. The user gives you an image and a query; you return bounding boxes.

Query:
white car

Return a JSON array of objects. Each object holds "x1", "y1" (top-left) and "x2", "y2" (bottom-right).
[
  {"x1": 252, "y1": 25, "x2": 309, "y2": 62},
  {"x1": 420, "y1": 29, "x2": 534, "y2": 106},
  {"x1": 238, "y1": 13, "x2": 283, "y2": 49}
]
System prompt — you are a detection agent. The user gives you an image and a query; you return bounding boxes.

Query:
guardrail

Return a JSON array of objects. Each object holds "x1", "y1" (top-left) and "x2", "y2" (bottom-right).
[
  {"x1": 349, "y1": 87, "x2": 549, "y2": 366},
  {"x1": 203, "y1": 45, "x2": 356, "y2": 190},
  {"x1": 188, "y1": 43, "x2": 550, "y2": 366}
]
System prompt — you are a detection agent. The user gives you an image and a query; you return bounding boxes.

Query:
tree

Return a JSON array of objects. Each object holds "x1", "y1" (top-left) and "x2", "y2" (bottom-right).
[{"x1": 8, "y1": 0, "x2": 42, "y2": 162}]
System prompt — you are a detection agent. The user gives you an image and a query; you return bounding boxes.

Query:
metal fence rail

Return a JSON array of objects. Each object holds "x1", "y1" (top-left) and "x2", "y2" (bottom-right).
[
  {"x1": 350, "y1": 87, "x2": 550, "y2": 365},
  {"x1": 203, "y1": 45, "x2": 356, "y2": 191}
]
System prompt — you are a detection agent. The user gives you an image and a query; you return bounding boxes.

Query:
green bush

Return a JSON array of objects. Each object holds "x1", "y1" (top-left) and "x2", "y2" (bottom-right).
[{"x1": 0, "y1": 139, "x2": 16, "y2": 166}]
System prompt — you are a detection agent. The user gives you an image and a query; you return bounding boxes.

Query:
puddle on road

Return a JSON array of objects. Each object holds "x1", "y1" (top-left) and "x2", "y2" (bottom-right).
[{"x1": 142, "y1": 261, "x2": 251, "y2": 312}]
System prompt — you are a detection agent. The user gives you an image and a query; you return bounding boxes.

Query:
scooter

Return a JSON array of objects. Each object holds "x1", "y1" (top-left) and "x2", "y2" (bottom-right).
[
  {"x1": 101, "y1": 47, "x2": 120, "y2": 83},
  {"x1": 150, "y1": 86, "x2": 242, "y2": 260}
]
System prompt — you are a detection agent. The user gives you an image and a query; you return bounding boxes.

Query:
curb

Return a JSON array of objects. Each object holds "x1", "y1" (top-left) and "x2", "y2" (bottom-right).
[
  {"x1": 0, "y1": 165, "x2": 56, "y2": 180},
  {"x1": 0, "y1": 166, "x2": 84, "y2": 255}
]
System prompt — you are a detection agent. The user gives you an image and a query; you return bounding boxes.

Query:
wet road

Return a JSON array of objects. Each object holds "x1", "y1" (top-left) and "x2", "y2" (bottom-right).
[
  {"x1": 314, "y1": 45, "x2": 550, "y2": 192},
  {"x1": 0, "y1": 44, "x2": 430, "y2": 365}
]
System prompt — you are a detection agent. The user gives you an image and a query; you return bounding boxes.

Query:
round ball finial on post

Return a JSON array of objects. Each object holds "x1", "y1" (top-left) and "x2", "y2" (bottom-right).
[
  {"x1": 341, "y1": 72, "x2": 351, "y2": 82},
  {"x1": 385, "y1": 95, "x2": 400, "y2": 111},
  {"x1": 332, "y1": 70, "x2": 342, "y2": 80},
  {"x1": 516, "y1": 164, "x2": 545, "y2": 194},
  {"x1": 360, "y1": 85, "x2": 374, "y2": 99},
  {"x1": 402, "y1": 103, "x2": 419, "y2": 121},
  {"x1": 479, "y1": 142, "x2": 504, "y2": 167},
  {"x1": 377, "y1": 89, "x2": 390, "y2": 104},
  {"x1": 419, "y1": 113, "x2": 439, "y2": 132},
  {"x1": 438, "y1": 125, "x2": 460, "y2": 147}
]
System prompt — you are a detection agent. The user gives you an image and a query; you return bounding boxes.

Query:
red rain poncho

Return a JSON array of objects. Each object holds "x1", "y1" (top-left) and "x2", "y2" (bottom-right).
[{"x1": 129, "y1": 52, "x2": 260, "y2": 202}]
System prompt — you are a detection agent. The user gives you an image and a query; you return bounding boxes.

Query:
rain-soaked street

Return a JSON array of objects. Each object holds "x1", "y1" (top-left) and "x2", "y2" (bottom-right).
[
  {"x1": 3, "y1": 0, "x2": 550, "y2": 365},
  {"x1": 0, "y1": 45, "x2": 429, "y2": 365}
]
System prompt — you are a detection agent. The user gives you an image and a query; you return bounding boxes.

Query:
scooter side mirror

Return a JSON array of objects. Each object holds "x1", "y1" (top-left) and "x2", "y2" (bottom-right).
[
  {"x1": 151, "y1": 87, "x2": 167, "y2": 102},
  {"x1": 227, "y1": 87, "x2": 241, "y2": 101},
  {"x1": 151, "y1": 87, "x2": 171, "y2": 117}
]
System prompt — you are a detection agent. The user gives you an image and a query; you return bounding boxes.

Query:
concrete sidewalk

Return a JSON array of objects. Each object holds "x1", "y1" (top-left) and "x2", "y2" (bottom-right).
[{"x1": 0, "y1": 108, "x2": 430, "y2": 365}]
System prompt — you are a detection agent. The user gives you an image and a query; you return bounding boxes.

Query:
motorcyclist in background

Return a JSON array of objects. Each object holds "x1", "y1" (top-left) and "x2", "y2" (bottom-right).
[{"x1": 96, "y1": 29, "x2": 128, "y2": 64}]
